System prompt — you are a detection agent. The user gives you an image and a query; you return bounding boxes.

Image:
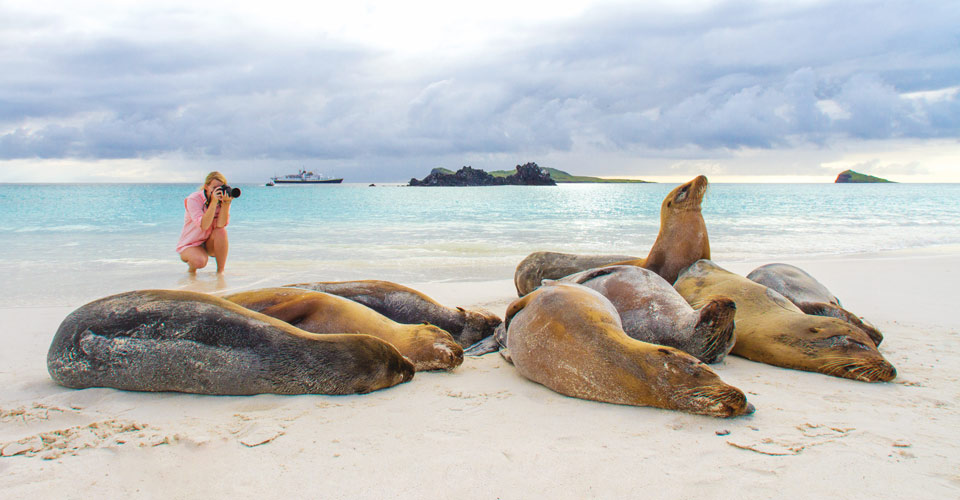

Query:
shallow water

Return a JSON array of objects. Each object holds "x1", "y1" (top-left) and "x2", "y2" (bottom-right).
[{"x1": 1, "y1": 182, "x2": 958, "y2": 307}]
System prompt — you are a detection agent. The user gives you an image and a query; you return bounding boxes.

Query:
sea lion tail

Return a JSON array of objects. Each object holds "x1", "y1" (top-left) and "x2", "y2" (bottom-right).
[
  {"x1": 692, "y1": 296, "x2": 738, "y2": 364},
  {"x1": 799, "y1": 302, "x2": 883, "y2": 346}
]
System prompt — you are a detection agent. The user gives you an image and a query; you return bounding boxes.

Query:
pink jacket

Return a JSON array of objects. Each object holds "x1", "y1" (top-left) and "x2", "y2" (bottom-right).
[{"x1": 175, "y1": 190, "x2": 227, "y2": 253}]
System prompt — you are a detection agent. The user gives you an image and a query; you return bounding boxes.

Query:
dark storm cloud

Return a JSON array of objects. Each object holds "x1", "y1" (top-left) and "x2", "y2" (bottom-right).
[{"x1": 1, "y1": 0, "x2": 958, "y2": 176}]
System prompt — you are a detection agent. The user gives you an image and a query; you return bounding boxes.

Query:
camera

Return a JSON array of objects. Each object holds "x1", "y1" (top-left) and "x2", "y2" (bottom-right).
[{"x1": 216, "y1": 185, "x2": 241, "y2": 198}]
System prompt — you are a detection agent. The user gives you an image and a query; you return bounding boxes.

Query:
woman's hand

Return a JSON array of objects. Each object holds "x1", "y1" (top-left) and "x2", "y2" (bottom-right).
[{"x1": 214, "y1": 188, "x2": 232, "y2": 204}]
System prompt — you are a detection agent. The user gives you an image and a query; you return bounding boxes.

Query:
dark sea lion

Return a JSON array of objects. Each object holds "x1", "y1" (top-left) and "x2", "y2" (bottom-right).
[
  {"x1": 224, "y1": 288, "x2": 463, "y2": 372},
  {"x1": 557, "y1": 265, "x2": 736, "y2": 363},
  {"x1": 746, "y1": 263, "x2": 883, "y2": 346},
  {"x1": 282, "y1": 280, "x2": 502, "y2": 348},
  {"x1": 674, "y1": 260, "x2": 896, "y2": 382},
  {"x1": 502, "y1": 282, "x2": 753, "y2": 418},
  {"x1": 513, "y1": 175, "x2": 711, "y2": 296},
  {"x1": 47, "y1": 290, "x2": 414, "y2": 395}
]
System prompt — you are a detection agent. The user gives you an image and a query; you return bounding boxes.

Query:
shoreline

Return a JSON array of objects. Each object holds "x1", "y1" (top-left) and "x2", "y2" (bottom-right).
[{"x1": 2, "y1": 247, "x2": 958, "y2": 497}]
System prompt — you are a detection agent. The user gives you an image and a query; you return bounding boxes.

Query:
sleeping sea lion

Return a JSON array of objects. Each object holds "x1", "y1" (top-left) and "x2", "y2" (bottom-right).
[
  {"x1": 223, "y1": 288, "x2": 463, "y2": 372},
  {"x1": 283, "y1": 280, "x2": 502, "y2": 349},
  {"x1": 674, "y1": 260, "x2": 896, "y2": 382},
  {"x1": 502, "y1": 282, "x2": 753, "y2": 418},
  {"x1": 513, "y1": 175, "x2": 711, "y2": 296},
  {"x1": 47, "y1": 290, "x2": 414, "y2": 395},
  {"x1": 513, "y1": 253, "x2": 640, "y2": 298},
  {"x1": 746, "y1": 263, "x2": 883, "y2": 346},
  {"x1": 557, "y1": 265, "x2": 736, "y2": 363}
]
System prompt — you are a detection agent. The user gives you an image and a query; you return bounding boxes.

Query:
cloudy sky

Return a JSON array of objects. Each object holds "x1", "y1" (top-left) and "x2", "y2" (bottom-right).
[{"x1": 1, "y1": 0, "x2": 958, "y2": 183}]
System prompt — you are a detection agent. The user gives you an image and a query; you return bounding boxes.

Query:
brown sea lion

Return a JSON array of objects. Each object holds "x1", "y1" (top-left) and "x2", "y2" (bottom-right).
[
  {"x1": 283, "y1": 279, "x2": 502, "y2": 348},
  {"x1": 502, "y1": 282, "x2": 753, "y2": 418},
  {"x1": 674, "y1": 260, "x2": 896, "y2": 382},
  {"x1": 224, "y1": 287, "x2": 463, "y2": 371},
  {"x1": 746, "y1": 263, "x2": 883, "y2": 346},
  {"x1": 557, "y1": 265, "x2": 736, "y2": 363},
  {"x1": 513, "y1": 252, "x2": 640, "y2": 297},
  {"x1": 47, "y1": 290, "x2": 414, "y2": 395},
  {"x1": 513, "y1": 175, "x2": 711, "y2": 296}
]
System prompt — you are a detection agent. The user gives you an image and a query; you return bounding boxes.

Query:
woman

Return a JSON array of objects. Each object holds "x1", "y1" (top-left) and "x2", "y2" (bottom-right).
[{"x1": 176, "y1": 171, "x2": 233, "y2": 274}]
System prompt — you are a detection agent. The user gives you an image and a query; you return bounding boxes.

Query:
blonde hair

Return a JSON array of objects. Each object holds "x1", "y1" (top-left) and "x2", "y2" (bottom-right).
[{"x1": 203, "y1": 171, "x2": 227, "y2": 189}]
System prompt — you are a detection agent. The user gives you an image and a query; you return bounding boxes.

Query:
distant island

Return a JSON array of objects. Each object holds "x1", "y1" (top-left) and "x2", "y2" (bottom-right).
[
  {"x1": 409, "y1": 163, "x2": 555, "y2": 186},
  {"x1": 491, "y1": 167, "x2": 650, "y2": 183},
  {"x1": 835, "y1": 169, "x2": 895, "y2": 183},
  {"x1": 408, "y1": 162, "x2": 650, "y2": 186}
]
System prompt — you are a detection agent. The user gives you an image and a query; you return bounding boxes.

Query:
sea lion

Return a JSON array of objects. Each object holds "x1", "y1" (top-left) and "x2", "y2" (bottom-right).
[
  {"x1": 502, "y1": 282, "x2": 753, "y2": 418},
  {"x1": 611, "y1": 174, "x2": 710, "y2": 284},
  {"x1": 224, "y1": 288, "x2": 463, "y2": 372},
  {"x1": 674, "y1": 260, "x2": 896, "y2": 382},
  {"x1": 47, "y1": 290, "x2": 414, "y2": 395},
  {"x1": 513, "y1": 175, "x2": 711, "y2": 296},
  {"x1": 746, "y1": 263, "x2": 883, "y2": 346},
  {"x1": 513, "y1": 252, "x2": 640, "y2": 297},
  {"x1": 557, "y1": 265, "x2": 736, "y2": 363},
  {"x1": 282, "y1": 280, "x2": 502, "y2": 349}
]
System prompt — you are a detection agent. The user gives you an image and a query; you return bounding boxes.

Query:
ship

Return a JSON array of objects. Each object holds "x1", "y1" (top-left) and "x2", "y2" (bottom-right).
[{"x1": 270, "y1": 169, "x2": 343, "y2": 184}]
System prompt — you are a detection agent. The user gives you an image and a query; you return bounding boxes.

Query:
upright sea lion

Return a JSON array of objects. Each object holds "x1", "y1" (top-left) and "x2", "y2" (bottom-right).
[
  {"x1": 674, "y1": 260, "x2": 896, "y2": 382},
  {"x1": 557, "y1": 265, "x2": 736, "y2": 363},
  {"x1": 224, "y1": 288, "x2": 463, "y2": 372},
  {"x1": 611, "y1": 174, "x2": 710, "y2": 284},
  {"x1": 513, "y1": 175, "x2": 711, "y2": 296},
  {"x1": 283, "y1": 280, "x2": 502, "y2": 348},
  {"x1": 746, "y1": 263, "x2": 883, "y2": 346},
  {"x1": 502, "y1": 282, "x2": 753, "y2": 418},
  {"x1": 47, "y1": 290, "x2": 414, "y2": 395}
]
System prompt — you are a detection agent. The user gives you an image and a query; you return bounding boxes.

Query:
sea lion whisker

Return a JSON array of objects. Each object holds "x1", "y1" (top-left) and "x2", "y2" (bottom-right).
[{"x1": 678, "y1": 385, "x2": 739, "y2": 402}]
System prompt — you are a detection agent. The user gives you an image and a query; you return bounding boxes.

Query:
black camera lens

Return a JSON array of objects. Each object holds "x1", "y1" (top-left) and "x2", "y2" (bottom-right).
[{"x1": 219, "y1": 185, "x2": 241, "y2": 198}]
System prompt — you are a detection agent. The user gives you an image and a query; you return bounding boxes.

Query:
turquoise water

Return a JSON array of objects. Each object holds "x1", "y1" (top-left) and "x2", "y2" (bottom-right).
[{"x1": 1, "y1": 182, "x2": 958, "y2": 307}]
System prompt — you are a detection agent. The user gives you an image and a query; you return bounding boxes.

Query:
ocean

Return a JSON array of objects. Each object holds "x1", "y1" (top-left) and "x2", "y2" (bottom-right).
[{"x1": 1, "y1": 182, "x2": 958, "y2": 308}]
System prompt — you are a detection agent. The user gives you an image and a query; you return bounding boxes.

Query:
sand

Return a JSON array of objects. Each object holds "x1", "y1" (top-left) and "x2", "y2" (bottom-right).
[{"x1": 2, "y1": 248, "x2": 958, "y2": 498}]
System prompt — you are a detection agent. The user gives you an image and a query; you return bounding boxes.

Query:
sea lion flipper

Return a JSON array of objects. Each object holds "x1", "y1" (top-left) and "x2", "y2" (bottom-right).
[
  {"x1": 463, "y1": 335, "x2": 500, "y2": 357},
  {"x1": 559, "y1": 266, "x2": 621, "y2": 285},
  {"x1": 798, "y1": 302, "x2": 883, "y2": 346},
  {"x1": 260, "y1": 297, "x2": 318, "y2": 326},
  {"x1": 608, "y1": 258, "x2": 645, "y2": 267},
  {"x1": 692, "y1": 297, "x2": 737, "y2": 364}
]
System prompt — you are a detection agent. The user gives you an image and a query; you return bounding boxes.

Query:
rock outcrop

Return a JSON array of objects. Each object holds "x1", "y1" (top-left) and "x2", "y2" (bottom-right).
[{"x1": 409, "y1": 163, "x2": 557, "y2": 186}]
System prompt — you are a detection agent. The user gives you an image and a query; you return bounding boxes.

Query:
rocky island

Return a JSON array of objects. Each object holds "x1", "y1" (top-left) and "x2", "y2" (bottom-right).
[
  {"x1": 409, "y1": 162, "x2": 651, "y2": 186},
  {"x1": 409, "y1": 163, "x2": 556, "y2": 186},
  {"x1": 490, "y1": 167, "x2": 650, "y2": 183},
  {"x1": 835, "y1": 169, "x2": 895, "y2": 183}
]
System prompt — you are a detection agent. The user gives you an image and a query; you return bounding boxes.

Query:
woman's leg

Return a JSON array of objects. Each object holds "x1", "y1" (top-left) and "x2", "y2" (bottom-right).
[
  {"x1": 179, "y1": 246, "x2": 209, "y2": 273},
  {"x1": 205, "y1": 227, "x2": 229, "y2": 273}
]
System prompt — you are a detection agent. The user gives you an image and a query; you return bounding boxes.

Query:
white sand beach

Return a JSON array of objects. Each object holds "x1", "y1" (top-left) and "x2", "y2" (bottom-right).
[{"x1": 2, "y1": 248, "x2": 958, "y2": 499}]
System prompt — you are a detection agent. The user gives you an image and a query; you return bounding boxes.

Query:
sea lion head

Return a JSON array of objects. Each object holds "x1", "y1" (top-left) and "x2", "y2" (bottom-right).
[
  {"x1": 457, "y1": 306, "x2": 503, "y2": 347},
  {"x1": 785, "y1": 318, "x2": 896, "y2": 382},
  {"x1": 648, "y1": 347, "x2": 755, "y2": 418},
  {"x1": 663, "y1": 175, "x2": 708, "y2": 213},
  {"x1": 404, "y1": 323, "x2": 465, "y2": 371},
  {"x1": 691, "y1": 295, "x2": 738, "y2": 364}
]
